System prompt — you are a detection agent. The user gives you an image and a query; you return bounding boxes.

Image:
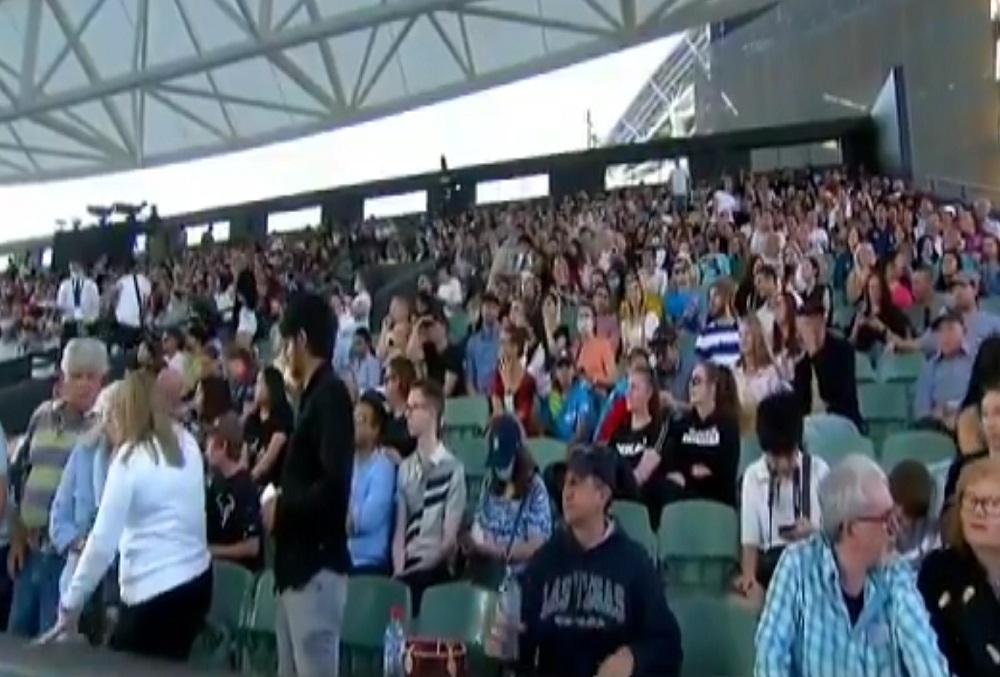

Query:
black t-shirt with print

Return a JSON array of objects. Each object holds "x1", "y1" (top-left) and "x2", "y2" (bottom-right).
[
  {"x1": 661, "y1": 410, "x2": 740, "y2": 507},
  {"x1": 244, "y1": 407, "x2": 294, "y2": 488},
  {"x1": 607, "y1": 416, "x2": 667, "y2": 502},
  {"x1": 206, "y1": 469, "x2": 264, "y2": 571}
]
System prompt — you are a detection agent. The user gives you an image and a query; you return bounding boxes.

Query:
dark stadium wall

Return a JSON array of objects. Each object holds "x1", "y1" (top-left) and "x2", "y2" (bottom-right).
[
  {"x1": 694, "y1": 0, "x2": 999, "y2": 191},
  {"x1": 870, "y1": 66, "x2": 913, "y2": 179}
]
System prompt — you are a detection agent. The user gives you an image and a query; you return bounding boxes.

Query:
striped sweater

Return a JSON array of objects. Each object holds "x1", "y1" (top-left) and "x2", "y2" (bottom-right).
[
  {"x1": 695, "y1": 318, "x2": 741, "y2": 368},
  {"x1": 397, "y1": 442, "x2": 466, "y2": 570},
  {"x1": 17, "y1": 401, "x2": 94, "y2": 533}
]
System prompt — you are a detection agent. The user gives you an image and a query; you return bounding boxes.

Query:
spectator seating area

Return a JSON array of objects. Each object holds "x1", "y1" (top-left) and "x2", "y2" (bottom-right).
[{"x1": 1, "y1": 165, "x2": 998, "y2": 676}]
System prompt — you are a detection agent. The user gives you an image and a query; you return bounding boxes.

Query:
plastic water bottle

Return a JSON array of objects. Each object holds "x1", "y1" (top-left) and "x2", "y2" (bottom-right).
[
  {"x1": 496, "y1": 566, "x2": 521, "y2": 662},
  {"x1": 383, "y1": 605, "x2": 406, "y2": 677}
]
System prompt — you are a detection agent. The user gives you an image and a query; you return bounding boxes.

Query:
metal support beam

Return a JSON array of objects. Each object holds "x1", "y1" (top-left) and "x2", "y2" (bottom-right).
[{"x1": 0, "y1": 0, "x2": 476, "y2": 124}]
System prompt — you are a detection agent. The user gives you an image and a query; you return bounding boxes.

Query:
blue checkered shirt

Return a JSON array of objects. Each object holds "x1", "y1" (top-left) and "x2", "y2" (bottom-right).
[{"x1": 754, "y1": 535, "x2": 948, "y2": 677}]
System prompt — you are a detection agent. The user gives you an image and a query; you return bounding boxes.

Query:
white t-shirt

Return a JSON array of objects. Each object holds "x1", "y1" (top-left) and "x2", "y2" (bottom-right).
[
  {"x1": 740, "y1": 452, "x2": 830, "y2": 550},
  {"x1": 56, "y1": 275, "x2": 101, "y2": 324},
  {"x1": 670, "y1": 166, "x2": 691, "y2": 196},
  {"x1": 62, "y1": 428, "x2": 210, "y2": 609},
  {"x1": 114, "y1": 273, "x2": 152, "y2": 328}
]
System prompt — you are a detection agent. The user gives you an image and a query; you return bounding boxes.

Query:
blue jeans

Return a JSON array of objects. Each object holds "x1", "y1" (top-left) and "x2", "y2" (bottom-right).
[{"x1": 8, "y1": 549, "x2": 64, "y2": 638}]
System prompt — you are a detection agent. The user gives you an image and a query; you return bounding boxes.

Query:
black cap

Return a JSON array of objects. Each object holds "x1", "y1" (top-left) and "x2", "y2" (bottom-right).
[
  {"x1": 481, "y1": 291, "x2": 501, "y2": 306},
  {"x1": 566, "y1": 447, "x2": 617, "y2": 495},
  {"x1": 932, "y1": 307, "x2": 964, "y2": 330}
]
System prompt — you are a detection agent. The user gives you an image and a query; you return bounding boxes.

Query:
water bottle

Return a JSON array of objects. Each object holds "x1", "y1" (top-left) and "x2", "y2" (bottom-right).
[
  {"x1": 382, "y1": 605, "x2": 406, "y2": 677},
  {"x1": 496, "y1": 566, "x2": 522, "y2": 662}
]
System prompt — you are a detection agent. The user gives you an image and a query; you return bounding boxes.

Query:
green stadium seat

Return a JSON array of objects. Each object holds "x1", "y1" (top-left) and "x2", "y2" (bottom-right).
[
  {"x1": 658, "y1": 501, "x2": 738, "y2": 591},
  {"x1": 414, "y1": 582, "x2": 499, "y2": 676},
  {"x1": 858, "y1": 382, "x2": 910, "y2": 447},
  {"x1": 854, "y1": 354, "x2": 877, "y2": 382},
  {"x1": 242, "y1": 569, "x2": 279, "y2": 676},
  {"x1": 880, "y1": 430, "x2": 958, "y2": 469},
  {"x1": 877, "y1": 351, "x2": 924, "y2": 383},
  {"x1": 525, "y1": 437, "x2": 567, "y2": 471},
  {"x1": 611, "y1": 500, "x2": 657, "y2": 562},
  {"x1": 449, "y1": 435, "x2": 488, "y2": 475},
  {"x1": 738, "y1": 436, "x2": 762, "y2": 476},
  {"x1": 342, "y1": 576, "x2": 412, "y2": 676},
  {"x1": 190, "y1": 561, "x2": 254, "y2": 670},
  {"x1": 443, "y1": 396, "x2": 489, "y2": 438},
  {"x1": 673, "y1": 593, "x2": 758, "y2": 677}
]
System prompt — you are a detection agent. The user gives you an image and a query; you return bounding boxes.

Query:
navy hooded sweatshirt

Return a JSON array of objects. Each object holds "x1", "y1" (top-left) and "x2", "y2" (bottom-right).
[{"x1": 517, "y1": 523, "x2": 682, "y2": 677}]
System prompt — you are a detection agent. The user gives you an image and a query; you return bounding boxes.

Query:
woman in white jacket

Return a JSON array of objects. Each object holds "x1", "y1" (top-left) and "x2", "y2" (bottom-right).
[{"x1": 40, "y1": 370, "x2": 212, "y2": 661}]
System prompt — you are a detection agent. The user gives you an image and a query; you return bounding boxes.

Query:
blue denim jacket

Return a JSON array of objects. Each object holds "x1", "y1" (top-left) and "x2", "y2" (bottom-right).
[{"x1": 48, "y1": 440, "x2": 110, "y2": 554}]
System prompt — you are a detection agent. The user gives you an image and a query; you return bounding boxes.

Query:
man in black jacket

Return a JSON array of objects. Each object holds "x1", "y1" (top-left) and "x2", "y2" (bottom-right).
[
  {"x1": 263, "y1": 291, "x2": 354, "y2": 677},
  {"x1": 793, "y1": 300, "x2": 864, "y2": 431}
]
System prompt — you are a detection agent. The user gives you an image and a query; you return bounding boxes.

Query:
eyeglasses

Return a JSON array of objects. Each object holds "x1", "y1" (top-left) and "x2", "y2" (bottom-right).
[
  {"x1": 855, "y1": 508, "x2": 896, "y2": 529},
  {"x1": 961, "y1": 494, "x2": 1000, "y2": 517}
]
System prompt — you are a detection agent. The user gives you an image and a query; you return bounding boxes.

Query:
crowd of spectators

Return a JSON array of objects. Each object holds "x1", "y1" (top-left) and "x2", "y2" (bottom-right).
[{"x1": 0, "y1": 166, "x2": 998, "y2": 676}]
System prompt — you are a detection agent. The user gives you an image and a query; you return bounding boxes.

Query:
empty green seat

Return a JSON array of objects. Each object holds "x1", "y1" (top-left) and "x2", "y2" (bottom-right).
[
  {"x1": 880, "y1": 430, "x2": 957, "y2": 469},
  {"x1": 415, "y1": 582, "x2": 499, "y2": 675},
  {"x1": 444, "y1": 396, "x2": 489, "y2": 438},
  {"x1": 854, "y1": 354, "x2": 877, "y2": 382},
  {"x1": 611, "y1": 500, "x2": 657, "y2": 562},
  {"x1": 877, "y1": 351, "x2": 923, "y2": 383},
  {"x1": 449, "y1": 436, "x2": 488, "y2": 476},
  {"x1": 804, "y1": 412, "x2": 860, "y2": 440},
  {"x1": 447, "y1": 311, "x2": 470, "y2": 342},
  {"x1": 738, "y1": 436, "x2": 762, "y2": 476},
  {"x1": 242, "y1": 569, "x2": 279, "y2": 676},
  {"x1": 342, "y1": 576, "x2": 412, "y2": 675},
  {"x1": 859, "y1": 382, "x2": 910, "y2": 446},
  {"x1": 673, "y1": 593, "x2": 758, "y2": 677},
  {"x1": 526, "y1": 437, "x2": 567, "y2": 471},
  {"x1": 191, "y1": 561, "x2": 254, "y2": 669},
  {"x1": 659, "y1": 501, "x2": 738, "y2": 590},
  {"x1": 804, "y1": 414, "x2": 872, "y2": 463}
]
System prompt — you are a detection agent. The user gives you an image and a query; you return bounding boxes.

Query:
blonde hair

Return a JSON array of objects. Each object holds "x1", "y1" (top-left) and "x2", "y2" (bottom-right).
[
  {"x1": 111, "y1": 370, "x2": 184, "y2": 467},
  {"x1": 943, "y1": 455, "x2": 1000, "y2": 548},
  {"x1": 738, "y1": 314, "x2": 774, "y2": 371}
]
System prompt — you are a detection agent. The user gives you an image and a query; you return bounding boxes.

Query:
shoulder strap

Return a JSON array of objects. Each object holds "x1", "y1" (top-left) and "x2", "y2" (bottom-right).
[
  {"x1": 502, "y1": 472, "x2": 535, "y2": 562},
  {"x1": 132, "y1": 274, "x2": 146, "y2": 328},
  {"x1": 799, "y1": 453, "x2": 813, "y2": 520}
]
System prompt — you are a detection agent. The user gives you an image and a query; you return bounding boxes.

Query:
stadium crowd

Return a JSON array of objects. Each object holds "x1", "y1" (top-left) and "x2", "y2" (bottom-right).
[{"x1": 0, "y1": 168, "x2": 997, "y2": 676}]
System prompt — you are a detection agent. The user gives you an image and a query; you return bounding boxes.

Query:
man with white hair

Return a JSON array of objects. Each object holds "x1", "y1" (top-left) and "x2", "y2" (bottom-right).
[
  {"x1": 754, "y1": 454, "x2": 948, "y2": 676},
  {"x1": 7, "y1": 337, "x2": 106, "y2": 638}
]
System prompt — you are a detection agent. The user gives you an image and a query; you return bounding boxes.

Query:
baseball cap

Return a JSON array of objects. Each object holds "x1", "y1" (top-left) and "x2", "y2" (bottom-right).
[
  {"x1": 486, "y1": 414, "x2": 523, "y2": 470},
  {"x1": 565, "y1": 447, "x2": 617, "y2": 494},
  {"x1": 206, "y1": 411, "x2": 243, "y2": 449},
  {"x1": 932, "y1": 307, "x2": 964, "y2": 330}
]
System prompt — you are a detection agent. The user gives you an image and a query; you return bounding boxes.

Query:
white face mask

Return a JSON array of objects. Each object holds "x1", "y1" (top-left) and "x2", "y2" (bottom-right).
[{"x1": 577, "y1": 318, "x2": 594, "y2": 335}]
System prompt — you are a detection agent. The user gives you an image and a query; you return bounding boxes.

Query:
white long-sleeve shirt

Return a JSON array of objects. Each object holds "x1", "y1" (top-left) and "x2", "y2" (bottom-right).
[
  {"x1": 62, "y1": 428, "x2": 210, "y2": 610},
  {"x1": 56, "y1": 275, "x2": 101, "y2": 324}
]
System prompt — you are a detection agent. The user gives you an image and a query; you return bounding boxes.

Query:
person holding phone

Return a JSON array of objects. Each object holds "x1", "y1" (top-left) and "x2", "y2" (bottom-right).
[{"x1": 734, "y1": 391, "x2": 830, "y2": 604}]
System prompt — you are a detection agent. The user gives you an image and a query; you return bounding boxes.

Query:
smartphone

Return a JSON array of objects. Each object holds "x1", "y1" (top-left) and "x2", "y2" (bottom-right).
[{"x1": 778, "y1": 524, "x2": 796, "y2": 538}]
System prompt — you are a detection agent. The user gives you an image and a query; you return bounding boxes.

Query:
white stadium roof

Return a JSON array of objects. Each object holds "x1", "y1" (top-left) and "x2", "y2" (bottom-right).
[{"x1": 0, "y1": 0, "x2": 776, "y2": 185}]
